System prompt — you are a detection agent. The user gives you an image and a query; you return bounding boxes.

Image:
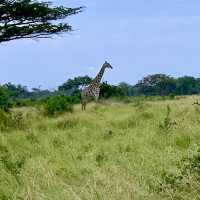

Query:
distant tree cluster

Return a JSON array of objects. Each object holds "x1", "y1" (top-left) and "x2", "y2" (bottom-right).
[
  {"x1": 58, "y1": 76, "x2": 92, "y2": 96},
  {"x1": 133, "y1": 74, "x2": 200, "y2": 96},
  {"x1": 1, "y1": 74, "x2": 200, "y2": 110}
]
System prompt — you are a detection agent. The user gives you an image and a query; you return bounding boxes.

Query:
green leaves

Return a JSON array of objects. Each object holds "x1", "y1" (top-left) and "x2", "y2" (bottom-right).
[
  {"x1": 0, "y1": 0, "x2": 83, "y2": 42},
  {"x1": 44, "y1": 95, "x2": 74, "y2": 116}
]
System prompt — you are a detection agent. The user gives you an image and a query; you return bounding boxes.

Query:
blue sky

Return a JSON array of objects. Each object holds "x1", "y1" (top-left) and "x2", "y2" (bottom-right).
[{"x1": 1, "y1": 0, "x2": 200, "y2": 89}]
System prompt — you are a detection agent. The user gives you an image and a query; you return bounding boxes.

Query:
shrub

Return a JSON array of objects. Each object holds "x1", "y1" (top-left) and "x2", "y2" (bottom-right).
[
  {"x1": 180, "y1": 145, "x2": 200, "y2": 175},
  {"x1": 0, "y1": 87, "x2": 12, "y2": 112},
  {"x1": 0, "y1": 110, "x2": 27, "y2": 132},
  {"x1": 169, "y1": 93, "x2": 175, "y2": 99},
  {"x1": 0, "y1": 153, "x2": 26, "y2": 182},
  {"x1": 156, "y1": 145, "x2": 200, "y2": 195},
  {"x1": 96, "y1": 151, "x2": 107, "y2": 167},
  {"x1": 0, "y1": 110, "x2": 10, "y2": 131},
  {"x1": 44, "y1": 95, "x2": 73, "y2": 116},
  {"x1": 14, "y1": 99, "x2": 36, "y2": 107}
]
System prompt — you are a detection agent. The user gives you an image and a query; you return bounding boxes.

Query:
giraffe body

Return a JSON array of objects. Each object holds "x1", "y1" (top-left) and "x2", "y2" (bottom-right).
[{"x1": 81, "y1": 61, "x2": 113, "y2": 110}]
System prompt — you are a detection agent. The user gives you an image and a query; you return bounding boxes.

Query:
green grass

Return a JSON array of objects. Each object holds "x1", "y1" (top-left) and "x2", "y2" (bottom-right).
[{"x1": 0, "y1": 96, "x2": 200, "y2": 199}]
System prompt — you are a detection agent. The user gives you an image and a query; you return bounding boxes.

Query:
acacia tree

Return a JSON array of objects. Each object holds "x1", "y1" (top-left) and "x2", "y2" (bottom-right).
[
  {"x1": 0, "y1": 0, "x2": 83, "y2": 43},
  {"x1": 58, "y1": 76, "x2": 92, "y2": 96}
]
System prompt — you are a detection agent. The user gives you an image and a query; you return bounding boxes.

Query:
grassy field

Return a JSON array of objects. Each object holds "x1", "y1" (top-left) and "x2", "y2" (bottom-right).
[{"x1": 0, "y1": 96, "x2": 200, "y2": 200}]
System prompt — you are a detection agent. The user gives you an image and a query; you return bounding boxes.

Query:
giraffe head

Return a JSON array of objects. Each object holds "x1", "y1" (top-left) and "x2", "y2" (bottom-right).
[{"x1": 103, "y1": 61, "x2": 113, "y2": 69}]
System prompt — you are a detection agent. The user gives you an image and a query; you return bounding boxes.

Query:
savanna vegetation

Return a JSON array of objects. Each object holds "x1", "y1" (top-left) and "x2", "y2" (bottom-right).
[
  {"x1": 0, "y1": 71, "x2": 199, "y2": 200},
  {"x1": 2, "y1": 1, "x2": 199, "y2": 200},
  {"x1": 0, "y1": 95, "x2": 200, "y2": 199},
  {"x1": 1, "y1": 74, "x2": 200, "y2": 113}
]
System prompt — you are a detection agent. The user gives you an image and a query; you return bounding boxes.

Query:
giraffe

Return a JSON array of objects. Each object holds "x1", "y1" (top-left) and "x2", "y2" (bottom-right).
[{"x1": 81, "y1": 61, "x2": 113, "y2": 110}]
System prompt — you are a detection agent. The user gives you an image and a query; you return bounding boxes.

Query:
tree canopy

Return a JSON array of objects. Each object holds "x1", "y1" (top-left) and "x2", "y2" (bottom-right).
[
  {"x1": 134, "y1": 74, "x2": 176, "y2": 96},
  {"x1": 58, "y1": 76, "x2": 92, "y2": 95},
  {"x1": 1, "y1": 74, "x2": 200, "y2": 110},
  {"x1": 0, "y1": 0, "x2": 83, "y2": 43}
]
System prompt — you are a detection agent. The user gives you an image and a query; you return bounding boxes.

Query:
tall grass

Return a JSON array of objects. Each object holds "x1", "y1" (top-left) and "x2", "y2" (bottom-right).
[{"x1": 0, "y1": 96, "x2": 200, "y2": 199}]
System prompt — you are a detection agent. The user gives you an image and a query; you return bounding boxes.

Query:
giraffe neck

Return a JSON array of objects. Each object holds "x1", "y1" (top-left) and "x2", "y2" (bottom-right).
[{"x1": 92, "y1": 65, "x2": 106, "y2": 86}]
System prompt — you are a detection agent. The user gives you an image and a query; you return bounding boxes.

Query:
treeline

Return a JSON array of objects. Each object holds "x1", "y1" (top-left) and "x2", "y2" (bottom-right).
[
  {"x1": 58, "y1": 74, "x2": 200, "y2": 97},
  {"x1": 1, "y1": 74, "x2": 200, "y2": 109}
]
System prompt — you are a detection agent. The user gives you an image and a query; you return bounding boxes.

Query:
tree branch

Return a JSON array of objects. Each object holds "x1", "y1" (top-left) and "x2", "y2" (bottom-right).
[{"x1": 0, "y1": 0, "x2": 84, "y2": 43}]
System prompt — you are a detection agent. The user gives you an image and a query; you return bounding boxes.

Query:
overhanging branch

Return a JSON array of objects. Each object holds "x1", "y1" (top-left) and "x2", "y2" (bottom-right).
[{"x1": 0, "y1": 0, "x2": 84, "y2": 43}]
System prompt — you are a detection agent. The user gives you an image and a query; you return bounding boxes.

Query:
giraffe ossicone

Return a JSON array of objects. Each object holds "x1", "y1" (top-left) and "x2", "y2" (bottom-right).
[{"x1": 81, "y1": 61, "x2": 113, "y2": 110}]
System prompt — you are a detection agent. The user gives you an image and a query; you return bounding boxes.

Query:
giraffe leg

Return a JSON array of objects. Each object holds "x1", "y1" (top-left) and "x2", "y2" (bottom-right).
[
  {"x1": 81, "y1": 93, "x2": 86, "y2": 111},
  {"x1": 81, "y1": 103, "x2": 84, "y2": 111},
  {"x1": 82, "y1": 102, "x2": 85, "y2": 111},
  {"x1": 94, "y1": 88, "x2": 100, "y2": 103},
  {"x1": 95, "y1": 95, "x2": 99, "y2": 103},
  {"x1": 81, "y1": 100, "x2": 87, "y2": 111}
]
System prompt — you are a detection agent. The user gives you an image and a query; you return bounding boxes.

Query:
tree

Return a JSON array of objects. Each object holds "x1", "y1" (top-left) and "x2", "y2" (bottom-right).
[
  {"x1": 58, "y1": 76, "x2": 92, "y2": 95},
  {"x1": 0, "y1": 0, "x2": 83, "y2": 43},
  {"x1": 118, "y1": 82, "x2": 133, "y2": 96},
  {"x1": 175, "y1": 76, "x2": 199, "y2": 95},
  {"x1": 134, "y1": 74, "x2": 176, "y2": 96},
  {"x1": 3, "y1": 82, "x2": 28, "y2": 99},
  {"x1": 100, "y1": 82, "x2": 124, "y2": 99},
  {"x1": 0, "y1": 86, "x2": 12, "y2": 111}
]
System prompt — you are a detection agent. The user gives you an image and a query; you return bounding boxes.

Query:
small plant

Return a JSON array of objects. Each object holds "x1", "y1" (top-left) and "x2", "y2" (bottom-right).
[
  {"x1": 0, "y1": 153, "x2": 26, "y2": 182},
  {"x1": 26, "y1": 131, "x2": 39, "y2": 143},
  {"x1": 56, "y1": 118, "x2": 79, "y2": 129},
  {"x1": 168, "y1": 93, "x2": 175, "y2": 100},
  {"x1": 53, "y1": 137, "x2": 65, "y2": 148},
  {"x1": 0, "y1": 110, "x2": 27, "y2": 132},
  {"x1": 82, "y1": 143, "x2": 93, "y2": 153},
  {"x1": 127, "y1": 117, "x2": 138, "y2": 128},
  {"x1": 140, "y1": 111, "x2": 154, "y2": 120},
  {"x1": 11, "y1": 112, "x2": 26, "y2": 130},
  {"x1": 0, "y1": 143, "x2": 8, "y2": 154},
  {"x1": 156, "y1": 145, "x2": 200, "y2": 195},
  {"x1": 159, "y1": 105, "x2": 177, "y2": 132},
  {"x1": 132, "y1": 98, "x2": 144, "y2": 109},
  {"x1": 103, "y1": 129, "x2": 114, "y2": 140},
  {"x1": 160, "y1": 170, "x2": 183, "y2": 190},
  {"x1": 117, "y1": 96, "x2": 132, "y2": 104},
  {"x1": 194, "y1": 105, "x2": 200, "y2": 115},
  {"x1": 0, "y1": 190, "x2": 10, "y2": 200},
  {"x1": 0, "y1": 110, "x2": 10, "y2": 131},
  {"x1": 44, "y1": 95, "x2": 73, "y2": 116},
  {"x1": 180, "y1": 145, "x2": 200, "y2": 175},
  {"x1": 95, "y1": 151, "x2": 107, "y2": 167}
]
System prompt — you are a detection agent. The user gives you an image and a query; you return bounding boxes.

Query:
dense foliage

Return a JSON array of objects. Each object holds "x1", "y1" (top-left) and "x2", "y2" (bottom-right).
[
  {"x1": 1, "y1": 74, "x2": 200, "y2": 111},
  {"x1": 133, "y1": 74, "x2": 200, "y2": 96},
  {"x1": 100, "y1": 82, "x2": 124, "y2": 98},
  {"x1": 43, "y1": 96, "x2": 73, "y2": 116},
  {"x1": 0, "y1": 0, "x2": 83, "y2": 43},
  {"x1": 58, "y1": 76, "x2": 92, "y2": 96},
  {"x1": 0, "y1": 86, "x2": 12, "y2": 111},
  {"x1": 58, "y1": 74, "x2": 200, "y2": 98}
]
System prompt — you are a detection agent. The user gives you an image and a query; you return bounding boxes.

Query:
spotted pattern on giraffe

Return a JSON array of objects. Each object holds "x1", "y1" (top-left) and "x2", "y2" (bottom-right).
[{"x1": 81, "y1": 61, "x2": 113, "y2": 110}]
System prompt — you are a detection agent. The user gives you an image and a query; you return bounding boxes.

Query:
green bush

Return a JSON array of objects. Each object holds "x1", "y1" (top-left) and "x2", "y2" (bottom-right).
[
  {"x1": 0, "y1": 110, "x2": 27, "y2": 132},
  {"x1": 0, "y1": 87, "x2": 12, "y2": 112},
  {"x1": 14, "y1": 99, "x2": 36, "y2": 107},
  {"x1": 44, "y1": 95, "x2": 73, "y2": 116}
]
